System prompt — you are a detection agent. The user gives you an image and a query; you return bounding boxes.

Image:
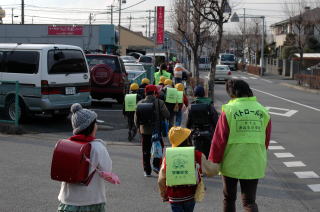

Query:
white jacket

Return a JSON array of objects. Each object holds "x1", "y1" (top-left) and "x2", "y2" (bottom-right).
[{"x1": 58, "y1": 139, "x2": 112, "y2": 206}]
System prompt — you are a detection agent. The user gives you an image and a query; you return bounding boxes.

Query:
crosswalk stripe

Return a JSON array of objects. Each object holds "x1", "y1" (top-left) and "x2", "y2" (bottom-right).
[
  {"x1": 274, "y1": 152, "x2": 295, "y2": 158},
  {"x1": 231, "y1": 76, "x2": 239, "y2": 79},
  {"x1": 294, "y1": 171, "x2": 320, "y2": 179},
  {"x1": 269, "y1": 146, "x2": 285, "y2": 150},
  {"x1": 250, "y1": 77, "x2": 258, "y2": 79},
  {"x1": 241, "y1": 76, "x2": 248, "y2": 79},
  {"x1": 283, "y1": 161, "x2": 306, "y2": 167},
  {"x1": 308, "y1": 184, "x2": 320, "y2": 192}
]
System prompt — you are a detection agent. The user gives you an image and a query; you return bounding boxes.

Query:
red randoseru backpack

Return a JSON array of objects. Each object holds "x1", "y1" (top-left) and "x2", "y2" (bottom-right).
[{"x1": 51, "y1": 139, "x2": 94, "y2": 185}]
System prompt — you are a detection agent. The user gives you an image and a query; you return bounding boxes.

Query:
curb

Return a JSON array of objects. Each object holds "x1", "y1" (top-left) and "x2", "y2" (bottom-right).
[{"x1": 280, "y1": 82, "x2": 320, "y2": 94}]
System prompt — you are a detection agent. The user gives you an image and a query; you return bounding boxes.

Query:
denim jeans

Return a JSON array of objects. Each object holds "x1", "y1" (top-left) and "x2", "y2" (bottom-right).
[
  {"x1": 170, "y1": 200, "x2": 195, "y2": 212},
  {"x1": 175, "y1": 111, "x2": 182, "y2": 126}
]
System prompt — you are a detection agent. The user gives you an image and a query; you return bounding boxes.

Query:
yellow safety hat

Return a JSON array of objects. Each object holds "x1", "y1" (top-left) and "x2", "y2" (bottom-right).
[
  {"x1": 159, "y1": 76, "x2": 166, "y2": 84},
  {"x1": 130, "y1": 83, "x2": 139, "y2": 91},
  {"x1": 175, "y1": 83, "x2": 184, "y2": 91},
  {"x1": 168, "y1": 127, "x2": 192, "y2": 147},
  {"x1": 141, "y1": 78, "x2": 150, "y2": 85},
  {"x1": 164, "y1": 79, "x2": 173, "y2": 86}
]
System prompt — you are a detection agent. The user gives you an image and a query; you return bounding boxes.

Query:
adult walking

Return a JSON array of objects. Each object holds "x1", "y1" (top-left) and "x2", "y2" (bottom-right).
[
  {"x1": 154, "y1": 63, "x2": 172, "y2": 85},
  {"x1": 135, "y1": 85, "x2": 170, "y2": 176},
  {"x1": 209, "y1": 79, "x2": 272, "y2": 212}
]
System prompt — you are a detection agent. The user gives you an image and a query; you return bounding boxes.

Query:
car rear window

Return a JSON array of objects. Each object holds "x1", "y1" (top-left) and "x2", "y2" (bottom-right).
[
  {"x1": 221, "y1": 54, "x2": 235, "y2": 61},
  {"x1": 86, "y1": 55, "x2": 120, "y2": 72},
  {"x1": 139, "y1": 56, "x2": 152, "y2": 63},
  {"x1": 1, "y1": 51, "x2": 39, "y2": 74},
  {"x1": 216, "y1": 66, "x2": 227, "y2": 71},
  {"x1": 48, "y1": 49, "x2": 87, "y2": 74},
  {"x1": 125, "y1": 65, "x2": 144, "y2": 72}
]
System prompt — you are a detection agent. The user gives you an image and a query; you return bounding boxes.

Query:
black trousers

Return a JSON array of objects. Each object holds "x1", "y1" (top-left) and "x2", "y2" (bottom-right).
[
  {"x1": 192, "y1": 135, "x2": 212, "y2": 159},
  {"x1": 222, "y1": 176, "x2": 259, "y2": 212},
  {"x1": 141, "y1": 134, "x2": 163, "y2": 175}
]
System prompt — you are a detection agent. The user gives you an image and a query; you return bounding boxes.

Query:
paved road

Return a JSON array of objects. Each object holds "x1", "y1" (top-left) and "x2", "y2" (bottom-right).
[{"x1": 0, "y1": 71, "x2": 319, "y2": 211}]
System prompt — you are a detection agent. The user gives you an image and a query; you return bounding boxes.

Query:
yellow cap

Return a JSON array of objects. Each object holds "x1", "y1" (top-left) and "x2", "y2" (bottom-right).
[
  {"x1": 168, "y1": 127, "x2": 191, "y2": 147},
  {"x1": 141, "y1": 78, "x2": 150, "y2": 85},
  {"x1": 164, "y1": 79, "x2": 173, "y2": 86},
  {"x1": 175, "y1": 83, "x2": 184, "y2": 91},
  {"x1": 159, "y1": 76, "x2": 166, "y2": 84},
  {"x1": 130, "y1": 83, "x2": 139, "y2": 91}
]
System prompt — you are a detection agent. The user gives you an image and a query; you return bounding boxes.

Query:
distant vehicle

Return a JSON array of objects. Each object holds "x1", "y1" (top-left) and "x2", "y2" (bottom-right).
[
  {"x1": 146, "y1": 52, "x2": 166, "y2": 67},
  {"x1": 120, "y1": 56, "x2": 137, "y2": 63},
  {"x1": 0, "y1": 43, "x2": 91, "y2": 122},
  {"x1": 128, "y1": 52, "x2": 143, "y2": 60},
  {"x1": 219, "y1": 53, "x2": 236, "y2": 71},
  {"x1": 124, "y1": 63, "x2": 146, "y2": 82},
  {"x1": 208, "y1": 65, "x2": 231, "y2": 82},
  {"x1": 86, "y1": 54, "x2": 128, "y2": 103},
  {"x1": 199, "y1": 56, "x2": 211, "y2": 70},
  {"x1": 137, "y1": 55, "x2": 153, "y2": 65}
]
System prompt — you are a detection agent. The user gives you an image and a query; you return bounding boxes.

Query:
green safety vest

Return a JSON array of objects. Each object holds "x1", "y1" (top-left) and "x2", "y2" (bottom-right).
[
  {"x1": 176, "y1": 91, "x2": 184, "y2": 103},
  {"x1": 166, "y1": 147, "x2": 196, "y2": 186},
  {"x1": 154, "y1": 70, "x2": 172, "y2": 85},
  {"x1": 124, "y1": 94, "x2": 137, "y2": 112},
  {"x1": 166, "y1": 88, "x2": 178, "y2": 103},
  {"x1": 221, "y1": 96, "x2": 270, "y2": 179}
]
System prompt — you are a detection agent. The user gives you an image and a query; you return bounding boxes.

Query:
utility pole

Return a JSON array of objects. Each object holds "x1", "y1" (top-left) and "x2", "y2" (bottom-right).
[
  {"x1": 261, "y1": 16, "x2": 265, "y2": 76},
  {"x1": 89, "y1": 13, "x2": 92, "y2": 25},
  {"x1": 148, "y1": 10, "x2": 151, "y2": 38},
  {"x1": 21, "y1": 0, "x2": 24, "y2": 24},
  {"x1": 110, "y1": 5, "x2": 113, "y2": 24},
  {"x1": 243, "y1": 8, "x2": 246, "y2": 64},
  {"x1": 12, "y1": 8, "x2": 14, "y2": 24},
  {"x1": 128, "y1": 14, "x2": 132, "y2": 30},
  {"x1": 118, "y1": 0, "x2": 123, "y2": 55}
]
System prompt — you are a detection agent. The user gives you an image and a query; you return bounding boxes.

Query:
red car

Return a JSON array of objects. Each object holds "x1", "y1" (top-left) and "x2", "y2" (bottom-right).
[{"x1": 86, "y1": 54, "x2": 128, "y2": 103}]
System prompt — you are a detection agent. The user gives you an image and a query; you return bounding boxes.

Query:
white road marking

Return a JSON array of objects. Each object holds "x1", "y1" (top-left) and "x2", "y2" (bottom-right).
[
  {"x1": 252, "y1": 88, "x2": 320, "y2": 112},
  {"x1": 266, "y1": 106, "x2": 298, "y2": 117},
  {"x1": 308, "y1": 184, "x2": 320, "y2": 192},
  {"x1": 241, "y1": 76, "x2": 248, "y2": 79},
  {"x1": 269, "y1": 146, "x2": 285, "y2": 150},
  {"x1": 270, "y1": 140, "x2": 278, "y2": 144},
  {"x1": 92, "y1": 109, "x2": 122, "y2": 112},
  {"x1": 294, "y1": 171, "x2": 320, "y2": 179},
  {"x1": 250, "y1": 77, "x2": 258, "y2": 79},
  {"x1": 283, "y1": 161, "x2": 306, "y2": 167},
  {"x1": 260, "y1": 79, "x2": 273, "y2": 83},
  {"x1": 274, "y1": 152, "x2": 295, "y2": 158},
  {"x1": 231, "y1": 76, "x2": 239, "y2": 79}
]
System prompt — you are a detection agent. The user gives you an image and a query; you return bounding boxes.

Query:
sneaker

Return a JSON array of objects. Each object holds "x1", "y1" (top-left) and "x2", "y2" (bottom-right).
[
  {"x1": 144, "y1": 172, "x2": 151, "y2": 177},
  {"x1": 152, "y1": 167, "x2": 160, "y2": 174}
]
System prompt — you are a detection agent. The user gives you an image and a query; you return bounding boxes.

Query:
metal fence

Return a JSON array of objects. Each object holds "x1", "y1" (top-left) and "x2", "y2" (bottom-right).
[{"x1": 0, "y1": 81, "x2": 20, "y2": 127}]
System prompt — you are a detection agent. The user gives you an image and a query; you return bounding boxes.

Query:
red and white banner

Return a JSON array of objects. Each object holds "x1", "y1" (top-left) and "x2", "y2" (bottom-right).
[
  {"x1": 48, "y1": 25, "x2": 83, "y2": 35},
  {"x1": 156, "y1": 6, "x2": 165, "y2": 45}
]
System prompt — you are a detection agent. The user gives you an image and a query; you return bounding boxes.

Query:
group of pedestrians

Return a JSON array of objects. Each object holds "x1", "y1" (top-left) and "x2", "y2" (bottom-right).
[{"x1": 52, "y1": 74, "x2": 272, "y2": 212}]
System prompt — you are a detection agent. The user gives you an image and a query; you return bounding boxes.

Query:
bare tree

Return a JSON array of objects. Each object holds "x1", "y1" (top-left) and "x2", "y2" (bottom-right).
[
  {"x1": 283, "y1": 0, "x2": 310, "y2": 72},
  {"x1": 172, "y1": 0, "x2": 211, "y2": 84},
  {"x1": 191, "y1": 0, "x2": 232, "y2": 99}
]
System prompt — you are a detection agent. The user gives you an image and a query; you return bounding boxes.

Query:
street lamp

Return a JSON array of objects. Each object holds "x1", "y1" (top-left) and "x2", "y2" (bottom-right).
[
  {"x1": 231, "y1": 12, "x2": 265, "y2": 76},
  {"x1": 118, "y1": 0, "x2": 126, "y2": 55}
]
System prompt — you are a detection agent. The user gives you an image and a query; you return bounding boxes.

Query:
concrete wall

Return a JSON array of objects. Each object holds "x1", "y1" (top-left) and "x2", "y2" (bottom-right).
[{"x1": 266, "y1": 58, "x2": 282, "y2": 75}]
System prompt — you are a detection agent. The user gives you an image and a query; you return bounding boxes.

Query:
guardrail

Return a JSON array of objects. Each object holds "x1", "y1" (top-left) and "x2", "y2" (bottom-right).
[{"x1": 0, "y1": 80, "x2": 20, "y2": 127}]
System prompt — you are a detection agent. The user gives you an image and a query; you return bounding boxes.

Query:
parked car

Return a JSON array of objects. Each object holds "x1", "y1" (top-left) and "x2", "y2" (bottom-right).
[
  {"x1": 137, "y1": 55, "x2": 153, "y2": 65},
  {"x1": 0, "y1": 43, "x2": 91, "y2": 122},
  {"x1": 124, "y1": 63, "x2": 146, "y2": 82},
  {"x1": 199, "y1": 56, "x2": 211, "y2": 70},
  {"x1": 128, "y1": 52, "x2": 143, "y2": 60},
  {"x1": 208, "y1": 65, "x2": 231, "y2": 82},
  {"x1": 86, "y1": 54, "x2": 128, "y2": 103},
  {"x1": 120, "y1": 55, "x2": 137, "y2": 63}
]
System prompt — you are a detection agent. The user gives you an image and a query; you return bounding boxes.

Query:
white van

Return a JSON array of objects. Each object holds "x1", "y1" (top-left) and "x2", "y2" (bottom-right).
[{"x1": 0, "y1": 43, "x2": 91, "y2": 122}]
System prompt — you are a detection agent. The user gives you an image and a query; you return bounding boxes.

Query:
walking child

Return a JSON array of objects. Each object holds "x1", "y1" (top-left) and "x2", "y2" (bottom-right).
[
  {"x1": 56, "y1": 103, "x2": 113, "y2": 212},
  {"x1": 158, "y1": 127, "x2": 220, "y2": 212}
]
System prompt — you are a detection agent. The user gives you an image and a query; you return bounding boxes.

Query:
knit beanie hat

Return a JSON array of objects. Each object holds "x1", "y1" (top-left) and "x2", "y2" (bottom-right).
[
  {"x1": 168, "y1": 127, "x2": 191, "y2": 147},
  {"x1": 71, "y1": 103, "x2": 97, "y2": 135}
]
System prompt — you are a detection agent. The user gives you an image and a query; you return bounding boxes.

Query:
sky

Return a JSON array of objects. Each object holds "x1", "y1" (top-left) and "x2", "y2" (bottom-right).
[{"x1": 0, "y1": 0, "x2": 316, "y2": 35}]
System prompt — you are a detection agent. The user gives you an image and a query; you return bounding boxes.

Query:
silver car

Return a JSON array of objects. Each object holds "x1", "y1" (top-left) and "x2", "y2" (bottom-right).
[
  {"x1": 210, "y1": 65, "x2": 232, "y2": 82},
  {"x1": 124, "y1": 63, "x2": 146, "y2": 82}
]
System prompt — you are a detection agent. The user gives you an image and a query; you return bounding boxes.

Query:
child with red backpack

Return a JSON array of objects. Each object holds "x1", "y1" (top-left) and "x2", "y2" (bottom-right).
[
  {"x1": 54, "y1": 103, "x2": 114, "y2": 212},
  {"x1": 158, "y1": 127, "x2": 220, "y2": 212}
]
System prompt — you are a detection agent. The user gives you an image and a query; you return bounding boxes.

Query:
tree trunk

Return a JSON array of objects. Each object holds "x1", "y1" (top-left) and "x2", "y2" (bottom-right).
[
  {"x1": 193, "y1": 50, "x2": 200, "y2": 85},
  {"x1": 208, "y1": 22, "x2": 224, "y2": 100}
]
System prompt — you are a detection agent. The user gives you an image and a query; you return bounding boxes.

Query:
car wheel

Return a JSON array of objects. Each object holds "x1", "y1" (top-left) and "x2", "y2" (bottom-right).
[{"x1": 4, "y1": 97, "x2": 27, "y2": 123}]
